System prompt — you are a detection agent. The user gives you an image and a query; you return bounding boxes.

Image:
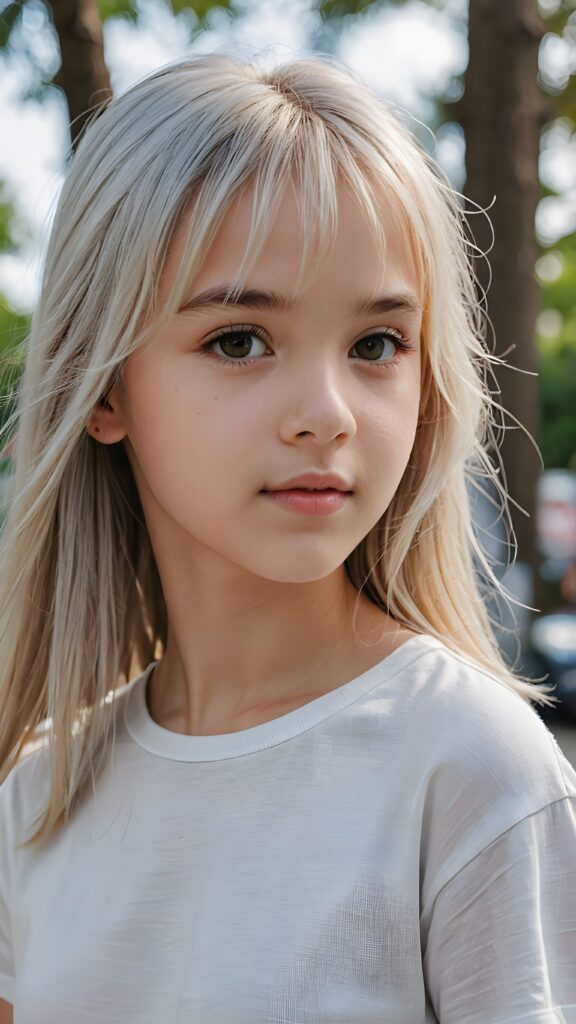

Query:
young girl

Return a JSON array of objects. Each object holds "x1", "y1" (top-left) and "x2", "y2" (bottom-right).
[{"x1": 0, "y1": 53, "x2": 574, "y2": 1024}]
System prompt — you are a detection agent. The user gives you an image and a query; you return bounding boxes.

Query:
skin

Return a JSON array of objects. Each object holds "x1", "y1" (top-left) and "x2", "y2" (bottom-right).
[{"x1": 87, "y1": 178, "x2": 424, "y2": 736}]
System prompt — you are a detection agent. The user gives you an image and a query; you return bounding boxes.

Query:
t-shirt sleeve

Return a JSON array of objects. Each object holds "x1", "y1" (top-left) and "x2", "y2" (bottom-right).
[
  {"x1": 0, "y1": 776, "x2": 16, "y2": 1003},
  {"x1": 422, "y1": 795, "x2": 576, "y2": 1024}
]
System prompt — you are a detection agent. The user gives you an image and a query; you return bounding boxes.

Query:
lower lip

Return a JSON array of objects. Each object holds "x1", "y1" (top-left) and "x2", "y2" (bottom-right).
[{"x1": 261, "y1": 489, "x2": 352, "y2": 515}]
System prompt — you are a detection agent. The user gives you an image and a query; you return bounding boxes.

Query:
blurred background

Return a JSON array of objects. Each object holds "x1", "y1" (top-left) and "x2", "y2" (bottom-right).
[{"x1": 0, "y1": 0, "x2": 575, "y2": 750}]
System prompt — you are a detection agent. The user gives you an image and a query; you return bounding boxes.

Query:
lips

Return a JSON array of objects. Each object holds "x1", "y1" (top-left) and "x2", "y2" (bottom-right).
[
  {"x1": 262, "y1": 487, "x2": 351, "y2": 516},
  {"x1": 263, "y1": 473, "x2": 353, "y2": 493}
]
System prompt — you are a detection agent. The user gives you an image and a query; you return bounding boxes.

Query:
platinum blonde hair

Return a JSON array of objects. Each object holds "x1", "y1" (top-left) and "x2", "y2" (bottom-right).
[{"x1": 0, "y1": 53, "x2": 556, "y2": 849}]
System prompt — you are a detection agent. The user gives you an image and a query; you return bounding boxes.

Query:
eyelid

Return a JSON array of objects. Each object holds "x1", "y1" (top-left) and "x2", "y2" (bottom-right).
[
  {"x1": 201, "y1": 321, "x2": 410, "y2": 347},
  {"x1": 204, "y1": 321, "x2": 269, "y2": 341}
]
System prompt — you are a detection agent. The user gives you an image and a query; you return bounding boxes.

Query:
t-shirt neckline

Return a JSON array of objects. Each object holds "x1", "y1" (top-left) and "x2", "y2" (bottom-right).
[{"x1": 122, "y1": 633, "x2": 443, "y2": 762}]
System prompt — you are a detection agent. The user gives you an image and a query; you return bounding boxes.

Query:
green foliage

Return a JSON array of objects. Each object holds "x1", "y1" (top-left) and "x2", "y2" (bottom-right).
[
  {"x1": 538, "y1": 231, "x2": 576, "y2": 470},
  {"x1": 96, "y1": 0, "x2": 138, "y2": 23},
  {"x1": 317, "y1": 0, "x2": 381, "y2": 17},
  {"x1": 316, "y1": 0, "x2": 446, "y2": 18},
  {"x1": 0, "y1": 180, "x2": 31, "y2": 254},
  {"x1": 0, "y1": 295, "x2": 28, "y2": 353},
  {"x1": 0, "y1": 0, "x2": 238, "y2": 59},
  {"x1": 0, "y1": 0, "x2": 27, "y2": 47},
  {"x1": 168, "y1": 0, "x2": 235, "y2": 22},
  {"x1": 96, "y1": 0, "x2": 237, "y2": 27},
  {"x1": 96, "y1": 0, "x2": 238, "y2": 27},
  {"x1": 539, "y1": 2, "x2": 576, "y2": 118},
  {"x1": 539, "y1": 337, "x2": 576, "y2": 469},
  {"x1": 0, "y1": 295, "x2": 28, "y2": 469},
  {"x1": 540, "y1": 0, "x2": 576, "y2": 35}
]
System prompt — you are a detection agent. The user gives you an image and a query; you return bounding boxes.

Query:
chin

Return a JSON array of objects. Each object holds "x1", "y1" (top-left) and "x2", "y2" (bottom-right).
[{"x1": 246, "y1": 556, "x2": 352, "y2": 586}]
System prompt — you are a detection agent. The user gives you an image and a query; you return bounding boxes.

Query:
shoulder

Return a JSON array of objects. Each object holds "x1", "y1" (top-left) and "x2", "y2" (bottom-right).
[
  {"x1": 0, "y1": 738, "x2": 52, "y2": 850},
  {"x1": 0, "y1": 677, "x2": 142, "y2": 852},
  {"x1": 405, "y1": 638, "x2": 576, "y2": 906},
  {"x1": 407, "y1": 635, "x2": 574, "y2": 802}
]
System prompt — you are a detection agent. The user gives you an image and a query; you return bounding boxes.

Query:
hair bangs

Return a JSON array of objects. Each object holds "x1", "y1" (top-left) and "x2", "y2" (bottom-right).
[{"x1": 160, "y1": 119, "x2": 342, "y2": 315}]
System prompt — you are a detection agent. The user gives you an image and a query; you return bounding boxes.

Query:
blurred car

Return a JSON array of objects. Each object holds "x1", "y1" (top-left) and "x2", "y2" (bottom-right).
[
  {"x1": 529, "y1": 469, "x2": 576, "y2": 722},
  {"x1": 469, "y1": 468, "x2": 576, "y2": 723}
]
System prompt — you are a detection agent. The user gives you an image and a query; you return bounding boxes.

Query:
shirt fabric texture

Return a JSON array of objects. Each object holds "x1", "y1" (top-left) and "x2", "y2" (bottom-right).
[{"x1": 0, "y1": 633, "x2": 575, "y2": 1023}]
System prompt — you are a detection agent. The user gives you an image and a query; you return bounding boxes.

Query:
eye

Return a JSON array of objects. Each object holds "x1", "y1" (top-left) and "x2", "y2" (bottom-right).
[
  {"x1": 198, "y1": 324, "x2": 414, "y2": 368},
  {"x1": 350, "y1": 330, "x2": 412, "y2": 364},
  {"x1": 199, "y1": 325, "x2": 269, "y2": 366}
]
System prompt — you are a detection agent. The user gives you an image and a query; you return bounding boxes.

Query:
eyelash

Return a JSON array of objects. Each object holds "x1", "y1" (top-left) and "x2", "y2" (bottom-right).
[{"x1": 198, "y1": 322, "x2": 415, "y2": 369}]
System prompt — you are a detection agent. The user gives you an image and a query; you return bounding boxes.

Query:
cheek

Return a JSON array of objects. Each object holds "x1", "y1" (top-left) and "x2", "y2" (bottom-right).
[
  {"x1": 358, "y1": 391, "x2": 420, "y2": 501},
  {"x1": 364, "y1": 379, "x2": 420, "y2": 451},
  {"x1": 124, "y1": 362, "x2": 257, "y2": 500}
]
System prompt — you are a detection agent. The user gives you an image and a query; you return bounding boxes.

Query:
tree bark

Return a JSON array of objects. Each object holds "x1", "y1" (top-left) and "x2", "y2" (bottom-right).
[
  {"x1": 455, "y1": 0, "x2": 550, "y2": 607},
  {"x1": 49, "y1": 0, "x2": 112, "y2": 152}
]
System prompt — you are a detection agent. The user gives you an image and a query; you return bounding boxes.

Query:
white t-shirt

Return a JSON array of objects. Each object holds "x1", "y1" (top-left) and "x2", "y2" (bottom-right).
[{"x1": 1, "y1": 633, "x2": 575, "y2": 1023}]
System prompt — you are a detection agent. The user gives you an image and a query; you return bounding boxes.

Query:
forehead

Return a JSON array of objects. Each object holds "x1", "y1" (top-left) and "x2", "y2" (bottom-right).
[{"x1": 163, "y1": 177, "x2": 423, "y2": 312}]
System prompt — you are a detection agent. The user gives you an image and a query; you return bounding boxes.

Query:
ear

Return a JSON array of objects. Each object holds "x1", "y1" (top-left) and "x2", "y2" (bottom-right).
[{"x1": 86, "y1": 386, "x2": 128, "y2": 445}]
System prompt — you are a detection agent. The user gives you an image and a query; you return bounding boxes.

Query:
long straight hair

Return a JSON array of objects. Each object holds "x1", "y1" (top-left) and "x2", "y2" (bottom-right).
[{"x1": 0, "y1": 53, "x2": 556, "y2": 849}]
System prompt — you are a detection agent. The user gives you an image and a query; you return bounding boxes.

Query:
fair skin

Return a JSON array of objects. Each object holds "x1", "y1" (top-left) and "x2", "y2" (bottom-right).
[{"x1": 87, "y1": 178, "x2": 423, "y2": 736}]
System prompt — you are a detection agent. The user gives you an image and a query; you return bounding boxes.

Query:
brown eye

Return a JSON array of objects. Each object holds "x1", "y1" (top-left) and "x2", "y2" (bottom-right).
[
  {"x1": 201, "y1": 325, "x2": 269, "y2": 365},
  {"x1": 353, "y1": 334, "x2": 395, "y2": 362},
  {"x1": 351, "y1": 330, "x2": 410, "y2": 363},
  {"x1": 211, "y1": 332, "x2": 258, "y2": 360}
]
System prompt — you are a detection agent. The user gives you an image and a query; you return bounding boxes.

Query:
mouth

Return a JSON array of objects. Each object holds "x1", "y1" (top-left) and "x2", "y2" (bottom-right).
[{"x1": 260, "y1": 488, "x2": 354, "y2": 494}]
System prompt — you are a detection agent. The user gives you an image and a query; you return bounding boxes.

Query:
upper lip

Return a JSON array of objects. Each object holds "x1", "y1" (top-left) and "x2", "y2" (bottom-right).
[{"x1": 263, "y1": 473, "x2": 354, "y2": 492}]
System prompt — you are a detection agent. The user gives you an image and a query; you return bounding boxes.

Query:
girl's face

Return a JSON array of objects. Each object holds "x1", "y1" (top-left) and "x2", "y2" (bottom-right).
[{"x1": 102, "y1": 180, "x2": 423, "y2": 585}]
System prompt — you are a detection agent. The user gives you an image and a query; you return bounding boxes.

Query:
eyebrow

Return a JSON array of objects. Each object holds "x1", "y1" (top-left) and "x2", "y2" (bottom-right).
[{"x1": 178, "y1": 286, "x2": 422, "y2": 317}]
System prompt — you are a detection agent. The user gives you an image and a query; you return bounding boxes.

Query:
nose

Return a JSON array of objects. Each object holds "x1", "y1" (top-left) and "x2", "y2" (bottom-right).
[{"x1": 278, "y1": 366, "x2": 357, "y2": 445}]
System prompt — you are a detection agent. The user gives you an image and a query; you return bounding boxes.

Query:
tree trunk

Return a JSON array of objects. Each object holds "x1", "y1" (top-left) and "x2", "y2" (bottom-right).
[
  {"x1": 455, "y1": 0, "x2": 550, "y2": 611},
  {"x1": 49, "y1": 0, "x2": 112, "y2": 152}
]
